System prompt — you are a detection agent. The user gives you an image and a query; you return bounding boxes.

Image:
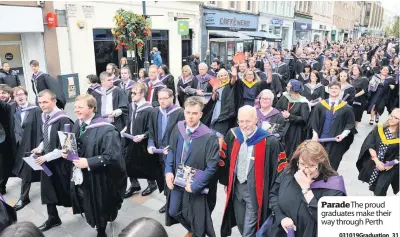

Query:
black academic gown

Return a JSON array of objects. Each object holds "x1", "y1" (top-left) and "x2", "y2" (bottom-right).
[
  {"x1": 177, "y1": 75, "x2": 198, "y2": 107},
  {"x1": 340, "y1": 83, "x2": 356, "y2": 106},
  {"x1": 71, "y1": 117, "x2": 127, "y2": 228},
  {"x1": 272, "y1": 62, "x2": 289, "y2": 89},
  {"x1": 294, "y1": 59, "x2": 306, "y2": 76},
  {"x1": 12, "y1": 105, "x2": 42, "y2": 182},
  {"x1": 234, "y1": 79, "x2": 260, "y2": 109},
  {"x1": 309, "y1": 60, "x2": 322, "y2": 71},
  {"x1": 147, "y1": 81, "x2": 167, "y2": 107},
  {"x1": 220, "y1": 128, "x2": 287, "y2": 237},
  {"x1": 256, "y1": 108, "x2": 287, "y2": 140},
  {"x1": 311, "y1": 101, "x2": 355, "y2": 170},
  {"x1": 351, "y1": 76, "x2": 369, "y2": 122},
  {"x1": 268, "y1": 171, "x2": 346, "y2": 237},
  {"x1": 32, "y1": 72, "x2": 66, "y2": 109},
  {"x1": 40, "y1": 112, "x2": 74, "y2": 206},
  {"x1": 91, "y1": 86, "x2": 128, "y2": 132},
  {"x1": 124, "y1": 102, "x2": 164, "y2": 192},
  {"x1": 356, "y1": 125, "x2": 399, "y2": 196},
  {"x1": 275, "y1": 94, "x2": 310, "y2": 159},
  {"x1": 302, "y1": 83, "x2": 325, "y2": 102},
  {"x1": 165, "y1": 122, "x2": 220, "y2": 237},
  {"x1": 297, "y1": 73, "x2": 310, "y2": 84},
  {"x1": 119, "y1": 80, "x2": 136, "y2": 104},
  {"x1": 202, "y1": 82, "x2": 236, "y2": 136},
  {"x1": 0, "y1": 100, "x2": 16, "y2": 186}
]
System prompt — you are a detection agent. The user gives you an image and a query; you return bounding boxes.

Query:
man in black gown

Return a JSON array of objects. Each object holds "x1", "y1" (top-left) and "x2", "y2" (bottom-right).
[
  {"x1": 148, "y1": 88, "x2": 184, "y2": 213},
  {"x1": 165, "y1": 96, "x2": 220, "y2": 237},
  {"x1": 30, "y1": 60, "x2": 66, "y2": 109},
  {"x1": 0, "y1": 84, "x2": 16, "y2": 195},
  {"x1": 68, "y1": 94, "x2": 126, "y2": 237},
  {"x1": 33, "y1": 89, "x2": 74, "y2": 232},
  {"x1": 91, "y1": 71, "x2": 128, "y2": 132},
  {"x1": 11, "y1": 87, "x2": 42, "y2": 211},
  {"x1": 311, "y1": 81, "x2": 355, "y2": 170},
  {"x1": 124, "y1": 82, "x2": 164, "y2": 198}
]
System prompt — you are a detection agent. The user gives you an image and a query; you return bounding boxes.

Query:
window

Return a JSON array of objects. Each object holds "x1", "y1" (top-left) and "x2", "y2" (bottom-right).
[
  {"x1": 272, "y1": 1, "x2": 277, "y2": 13},
  {"x1": 261, "y1": 24, "x2": 267, "y2": 31},
  {"x1": 229, "y1": 1, "x2": 236, "y2": 9},
  {"x1": 209, "y1": 1, "x2": 216, "y2": 5},
  {"x1": 247, "y1": 1, "x2": 252, "y2": 11}
]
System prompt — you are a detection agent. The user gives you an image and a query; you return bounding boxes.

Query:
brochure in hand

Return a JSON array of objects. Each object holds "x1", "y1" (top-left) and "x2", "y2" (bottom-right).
[
  {"x1": 59, "y1": 132, "x2": 79, "y2": 161},
  {"x1": 174, "y1": 163, "x2": 209, "y2": 194}
]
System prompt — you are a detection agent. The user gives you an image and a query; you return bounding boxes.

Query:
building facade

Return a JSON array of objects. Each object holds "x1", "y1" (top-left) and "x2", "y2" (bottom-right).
[
  {"x1": 333, "y1": 1, "x2": 361, "y2": 42},
  {"x1": 362, "y1": 1, "x2": 384, "y2": 35},
  {"x1": 293, "y1": 1, "x2": 313, "y2": 46},
  {"x1": 310, "y1": 1, "x2": 334, "y2": 43},
  {"x1": 201, "y1": 1, "x2": 259, "y2": 64},
  {"x1": 258, "y1": 1, "x2": 295, "y2": 49}
]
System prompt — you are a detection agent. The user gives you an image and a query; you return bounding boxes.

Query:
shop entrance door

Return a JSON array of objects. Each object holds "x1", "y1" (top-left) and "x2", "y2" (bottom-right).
[{"x1": 0, "y1": 42, "x2": 26, "y2": 86}]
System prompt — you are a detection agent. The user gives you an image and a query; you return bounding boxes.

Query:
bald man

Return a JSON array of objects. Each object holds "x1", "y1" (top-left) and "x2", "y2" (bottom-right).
[{"x1": 220, "y1": 105, "x2": 287, "y2": 237}]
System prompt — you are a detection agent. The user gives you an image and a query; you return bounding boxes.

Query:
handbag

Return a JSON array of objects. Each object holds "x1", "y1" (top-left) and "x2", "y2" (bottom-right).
[
  {"x1": 256, "y1": 213, "x2": 275, "y2": 237},
  {"x1": 0, "y1": 194, "x2": 17, "y2": 232}
]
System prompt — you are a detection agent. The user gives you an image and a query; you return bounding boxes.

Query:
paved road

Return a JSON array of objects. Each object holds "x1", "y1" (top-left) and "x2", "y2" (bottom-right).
[{"x1": 2, "y1": 105, "x2": 396, "y2": 237}]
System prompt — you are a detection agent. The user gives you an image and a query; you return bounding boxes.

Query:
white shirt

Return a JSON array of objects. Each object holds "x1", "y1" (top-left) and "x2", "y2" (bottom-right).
[
  {"x1": 102, "y1": 87, "x2": 113, "y2": 117},
  {"x1": 38, "y1": 108, "x2": 63, "y2": 161},
  {"x1": 19, "y1": 103, "x2": 29, "y2": 125}
]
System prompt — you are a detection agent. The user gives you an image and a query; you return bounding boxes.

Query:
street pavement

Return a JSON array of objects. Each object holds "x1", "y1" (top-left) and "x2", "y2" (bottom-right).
[{"x1": 2, "y1": 104, "x2": 396, "y2": 237}]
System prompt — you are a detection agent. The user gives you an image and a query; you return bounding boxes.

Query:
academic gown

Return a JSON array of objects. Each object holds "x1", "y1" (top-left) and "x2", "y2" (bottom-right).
[
  {"x1": 12, "y1": 105, "x2": 42, "y2": 182},
  {"x1": 71, "y1": 117, "x2": 127, "y2": 228},
  {"x1": 147, "y1": 81, "x2": 167, "y2": 107},
  {"x1": 272, "y1": 63, "x2": 289, "y2": 89},
  {"x1": 367, "y1": 75, "x2": 395, "y2": 115},
  {"x1": 219, "y1": 128, "x2": 288, "y2": 237},
  {"x1": 340, "y1": 83, "x2": 356, "y2": 105},
  {"x1": 195, "y1": 74, "x2": 214, "y2": 93},
  {"x1": 256, "y1": 108, "x2": 286, "y2": 140},
  {"x1": 202, "y1": 81, "x2": 236, "y2": 136},
  {"x1": 158, "y1": 74, "x2": 177, "y2": 104},
  {"x1": 40, "y1": 112, "x2": 74, "y2": 206},
  {"x1": 234, "y1": 79, "x2": 260, "y2": 109},
  {"x1": 356, "y1": 124, "x2": 399, "y2": 196},
  {"x1": 120, "y1": 80, "x2": 136, "y2": 104},
  {"x1": 311, "y1": 100, "x2": 355, "y2": 170},
  {"x1": 275, "y1": 93, "x2": 310, "y2": 159},
  {"x1": 124, "y1": 102, "x2": 164, "y2": 192},
  {"x1": 297, "y1": 73, "x2": 310, "y2": 84},
  {"x1": 302, "y1": 83, "x2": 325, "y2": 102},
  {"x1": 294, "y1": 60, "x2": 306, "y2": 76},
  {"x1": 0, "y1": 100, "x2": 16, "y2": 185},
  {"x1": 165, "y1": 122, "x2": 220, "y2": 237},
  {"x1": 32, "y1": 72, "x2": 66, "y2": 109},
  {"x1": 91, "y1": 86, "x2": 128, "y2": 132},
  {"x1": 309, "y1": 60, "x2": 321, "y2": 71},
  {"x1": 87, "y1": 83, "x2": 101, "y2": 95},
  {"x1": 148, "y1": 106, "x2": 184, "y2": 181},
  {"x1": 268, "y1": 171, "x2": 346, "y2": 237},
  {"x1": 177, "y1": 75, "x2": 198, "y2": 107},
  {"x1": 351, "y1": 76, "x2": 369, "y2": 122}
]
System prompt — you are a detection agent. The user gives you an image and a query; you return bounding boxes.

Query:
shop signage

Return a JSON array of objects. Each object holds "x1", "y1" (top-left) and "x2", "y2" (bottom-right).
[
  {"x1": 271, "y1": 18, "x2": 283, "y2": 25},
  {"x1": 205, "y1": 10, "x2": 258, "y2": 30},
  {"x1": 294, "y1": 22, "x2": 312, "y2": 31},
  {"x1": 178, "y1": 21, "x2": 189, "y2": 35},
  {"x1": 5, "y1": 53, "x2": 13, "y2": 60},
  {"x1": 319, "y1": 25, "x2": 327, "y2": 30}
]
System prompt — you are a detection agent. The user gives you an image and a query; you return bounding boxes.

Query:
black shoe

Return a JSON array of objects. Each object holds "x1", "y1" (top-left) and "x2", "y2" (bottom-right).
[
  {"x1": 97, "y1": 230, "x2": 107, "y2": 237},
  {"x1": 159, "y1": 204, "x2": 166, "y2": 213},
  {"x1": 14, "y1": 199, "x2": 31, "y2": 211},
  {"x1": 141, "y1": 185, "x2": 157, "y2": 196},
  {"x1": 369, "y1": 119, "x2": 373, "y2": 125},
  {"x1": 124, "y1": 186, "x2": 141, "y2": 198},
  {"x1": 38, "y1": 219, "x2": 62, "y2": 232}
]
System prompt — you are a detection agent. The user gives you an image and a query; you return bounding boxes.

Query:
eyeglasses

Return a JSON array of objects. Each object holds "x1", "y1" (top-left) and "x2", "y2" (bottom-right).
[
  {"x1": 158, "y1": 96, "x2": 171, "y2": 101},
  {"x1": 13, "y1": 93, "x2": 26, "y2": 97},
  {"x1": 131, "y1": 92, "x2": 141, "y2": 96},
  {"x1": 298, "y1": 162, "x2": 318, "y2": 170},
  {"x1": 260, "y1": 97, "x2": 272, "y2": 101}
]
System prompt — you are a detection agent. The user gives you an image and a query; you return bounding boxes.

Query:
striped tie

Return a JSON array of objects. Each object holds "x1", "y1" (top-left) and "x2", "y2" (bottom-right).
[
  {"x1": 181, "y1": 129, "x2": 193, "y2": 163},
  {"x1": 43, "y1": 115, "x2": 51, "y2": 153}
]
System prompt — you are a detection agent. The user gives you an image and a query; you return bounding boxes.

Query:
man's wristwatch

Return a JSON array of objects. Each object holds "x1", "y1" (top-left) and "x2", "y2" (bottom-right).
[{"x1": 302, "y1": 188, "x2": 311, "y2": 194}]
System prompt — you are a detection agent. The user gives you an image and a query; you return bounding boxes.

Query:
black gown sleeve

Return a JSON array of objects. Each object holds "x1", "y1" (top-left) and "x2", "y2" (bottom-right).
[
  {"x1": 306, "y1": 188, "x2": 345, "y2": 222},
  {"x1": 288, "y1": 102, "x2": 310, "y2": 125},
  {"x1": 43, "y1": 74, "x2": 66, "y2": 109},
  {"x1": 219, "y1": 129, "x2": 234, "y2": 186},
  {"x1": 269, "y1": 171, "x2": 287, "y2": 224}
]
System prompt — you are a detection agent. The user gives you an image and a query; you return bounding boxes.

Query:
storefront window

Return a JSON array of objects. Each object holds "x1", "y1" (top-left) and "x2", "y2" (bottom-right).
[
  {"x1": 294, "y1": 31, "x2": 311, "y2": 45},
  {"x1": 151, "y1": 30, "x2": 169, "y2": 68}
]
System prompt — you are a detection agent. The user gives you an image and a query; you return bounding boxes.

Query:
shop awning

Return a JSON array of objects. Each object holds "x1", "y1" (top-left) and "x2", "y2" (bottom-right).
[
  {"x1": 241, "y1": 31, "x2": 282, "y2": 42},
  {"x1": 0, "y1": 5, "x2": 44, "y2": 33},
  {"x1": 209, "y1": 31, "x2": 253, "y2": 40}
]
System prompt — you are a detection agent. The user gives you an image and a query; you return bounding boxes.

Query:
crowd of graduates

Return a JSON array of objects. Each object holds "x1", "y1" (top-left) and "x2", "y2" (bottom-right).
[{"x1": 0, "y1": 35, "x2": 399, "y2": 237}]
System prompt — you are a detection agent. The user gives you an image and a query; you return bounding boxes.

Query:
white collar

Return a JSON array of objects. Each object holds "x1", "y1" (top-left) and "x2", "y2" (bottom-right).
[
  {"x1": 80, "y1": 114, "x2": 95, "y2": 125},
  {"x1": 135, "y1": 98, "x2": 146, "y2": 107},
  {"x1": 47, "y1": 107, "x2": 61, "y2": 118},
  {"x1": 186, "y1": 122, "x2": 200, "y2": 133}
]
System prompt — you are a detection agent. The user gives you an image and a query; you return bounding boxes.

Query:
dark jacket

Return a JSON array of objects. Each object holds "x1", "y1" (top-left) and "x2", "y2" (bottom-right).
[{"x1": 0, "y1": 69, "x2": 20, "y2": 88}]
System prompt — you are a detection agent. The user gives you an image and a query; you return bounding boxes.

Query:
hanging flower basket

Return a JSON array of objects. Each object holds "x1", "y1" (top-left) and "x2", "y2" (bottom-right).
[{"x1": 111, "y1": 9, "x2": 151, "y2": 58}]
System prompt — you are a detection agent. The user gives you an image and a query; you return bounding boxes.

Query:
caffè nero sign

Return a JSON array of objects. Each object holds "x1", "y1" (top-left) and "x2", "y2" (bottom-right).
[{"x1": 205, "y1": 9, "x2": 258, "y2": 31}]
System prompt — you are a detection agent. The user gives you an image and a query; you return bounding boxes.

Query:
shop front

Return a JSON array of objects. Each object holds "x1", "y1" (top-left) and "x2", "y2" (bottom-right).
[
  {"x1": 202, "y1": 6, "x2": 258, "y2": 64},
  {"x1": 312, "y1": 21, "x2": 332, "y2": 43},
  {"x1": 258, "y1": 13, "x2": 294, "y2": 49},
  {"x1": 0, "y1": 5, "x2": 46, "y2": 102},
  {"x1": 293, "y1": 21, "x2": 312, "y2": 46}
]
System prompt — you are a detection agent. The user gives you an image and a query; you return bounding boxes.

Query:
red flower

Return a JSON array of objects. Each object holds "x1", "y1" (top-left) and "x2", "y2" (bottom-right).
[
  {"x1": 120, "y1": 42, "x2": 126, "y2": 46},
  {"x1": 137, "y1": 43, "x2": 143, "y2": 47}
]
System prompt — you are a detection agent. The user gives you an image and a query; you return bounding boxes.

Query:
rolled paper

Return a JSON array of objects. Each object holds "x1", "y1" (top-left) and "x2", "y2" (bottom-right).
[
  {"x1": 121, "y1": 132, "x2": 136, "y2": 141},
  {"x1": 342, "y1": 94, "x2": 350, "y2": 101},
  {"x1": 317, "y1": 138, "x2": 337, "y2": 143},
  {"x1": 64, "y1": 124, "x2": 71, "y2": 133},
  {"x1": 67, "y1": 152, "x2": 79, "y2": 161},
  {"x1": 384, "y1": 160, "x2": 399, "y2": 167},
  {"x1": 287, "y1": 227, "x2": 295, "y2": 237},
  {"x1": 31, "y1": 154, "x2": 53, "y2": 176},
  {"x1": 310, "y1": 99, "x2": 320, "y2": 103},
  {"x1": 179, "y1": 86, "x2": 185, "y2": 92},
  {"x1": 153, "y1": 149, "x2": 164, "y2": 154},
  {"x1": 203, "y1": 92, "x2": 213, "y2": 96},
  {"x1": 353, "y1": 102, "x2": 362, "y2": 106}
]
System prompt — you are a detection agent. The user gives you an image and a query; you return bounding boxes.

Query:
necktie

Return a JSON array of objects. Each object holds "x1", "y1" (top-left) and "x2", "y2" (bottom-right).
[
  {"x1": 79, "y1": 122, "x2": 87, "y2": 137},
  {"x1": 134, "y1": 104, "x2": 138, "y2": 119},
  {"x1": 236, "y1": 138, "x2": 249, "y2": 183},
  {"x1": 330, "y1": 102, "x2": 335, "y2": 115},
  {"x1": 16, "y1": 108, "x2": 22, "y2": 119},
  {"x1": 147, "y1": 84, "x2": 153, "y2": 101},
  {"x1": 43, "y1": 115, "x2": 51, "y2": 153},
  {"x1": 161, "y1": 110, "x2": 168, "y2": 138},
  {"x1": 181, "y1": 129, "x2": 193, "y2": 164}
]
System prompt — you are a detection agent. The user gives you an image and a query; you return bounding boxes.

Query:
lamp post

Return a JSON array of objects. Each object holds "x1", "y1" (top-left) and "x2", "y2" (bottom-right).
[{"x1": 142, "y1": 1, "x2": 150, "y2": 72}]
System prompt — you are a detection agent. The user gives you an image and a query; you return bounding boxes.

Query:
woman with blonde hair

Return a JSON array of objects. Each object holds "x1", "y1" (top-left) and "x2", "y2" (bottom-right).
[
  {"x1": 232, "y1": 68, "x2": 261, "y2": 108},
  {"x1": 176, "y1": 65, "x2": 195, "y2": 107},
  {"x1": 265, "y1": 141, "x2": 346, "y2": 237},
  {"x1": 357, "y1": 108, "x2": 400, "y2": 196}
]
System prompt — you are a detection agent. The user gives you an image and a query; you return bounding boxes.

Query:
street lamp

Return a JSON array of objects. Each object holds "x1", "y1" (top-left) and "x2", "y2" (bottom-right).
[{"x1": 142, "y1": 1, "x2": 150, "y2": 72}]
